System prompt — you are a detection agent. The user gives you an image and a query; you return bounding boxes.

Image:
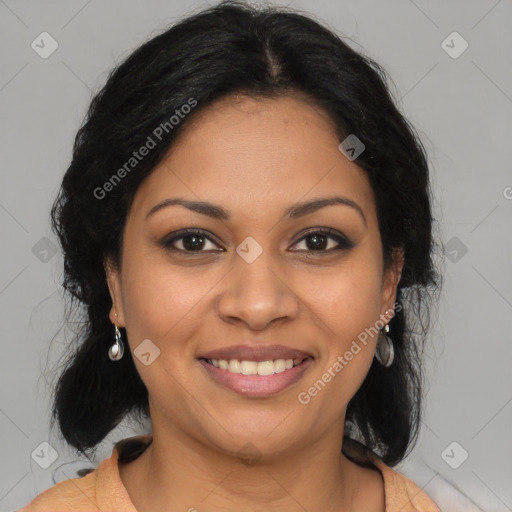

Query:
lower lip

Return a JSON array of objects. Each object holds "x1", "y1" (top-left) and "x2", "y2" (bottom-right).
[{"x1": 198, "y1": 358, "x2": 314, "y2": 397}]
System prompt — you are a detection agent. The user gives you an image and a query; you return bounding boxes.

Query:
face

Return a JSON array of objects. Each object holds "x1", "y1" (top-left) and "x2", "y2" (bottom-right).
[{"x1": 106, "y1": 93, "x2": 403, "y2": 460}]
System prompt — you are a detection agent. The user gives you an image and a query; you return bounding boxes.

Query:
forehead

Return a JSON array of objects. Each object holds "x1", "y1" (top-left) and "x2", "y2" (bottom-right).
[{"x1": 129, "y1": 94, "x2": 376, "y2": 224}]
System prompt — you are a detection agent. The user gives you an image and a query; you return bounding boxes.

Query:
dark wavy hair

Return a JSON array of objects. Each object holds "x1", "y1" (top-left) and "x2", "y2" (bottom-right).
[{"x1": 48, "y1": 0, "x2": 441, "y2": 466}]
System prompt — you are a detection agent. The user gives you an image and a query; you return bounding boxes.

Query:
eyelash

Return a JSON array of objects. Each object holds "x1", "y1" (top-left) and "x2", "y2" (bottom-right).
[{"x1": 160, "y1": 227, "x2": 355, "y2": 255}]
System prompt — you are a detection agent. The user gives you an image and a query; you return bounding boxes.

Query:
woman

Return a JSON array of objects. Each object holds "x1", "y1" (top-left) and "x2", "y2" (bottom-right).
[{"x1": 20, "y1": 1, "x2": 441, "y2": 510}]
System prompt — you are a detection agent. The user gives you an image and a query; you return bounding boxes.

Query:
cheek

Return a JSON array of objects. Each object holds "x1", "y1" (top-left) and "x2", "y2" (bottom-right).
[
  {"x1": 119, "y1": 249, "x2": 212, "y2": 362},
  {"x1": 118, "y1": 257, "x2": 209, "y2": 415},
  {"x1": 117, "y1": 263, "x2": 227, "y2": 438},
  {"x1": 307, "y1": 253, "x2": 384, "y2": 338},
  {"x1": 298, "y1": 253, "x2": 383, "y2": 402}
]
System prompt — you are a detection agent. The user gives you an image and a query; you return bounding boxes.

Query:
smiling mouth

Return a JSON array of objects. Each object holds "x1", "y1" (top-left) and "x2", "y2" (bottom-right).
[
  {"x1": 198, "y1": 355, "x2": 314, "y2": 397},
  {"x1": 200, "y1": 357, "x2": 310, "y2": 375}
]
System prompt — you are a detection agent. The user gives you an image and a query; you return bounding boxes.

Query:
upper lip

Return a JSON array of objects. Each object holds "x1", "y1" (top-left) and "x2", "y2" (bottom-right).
[{"x1": 198, "y1": 344, "x2": 313, "y2": 362}]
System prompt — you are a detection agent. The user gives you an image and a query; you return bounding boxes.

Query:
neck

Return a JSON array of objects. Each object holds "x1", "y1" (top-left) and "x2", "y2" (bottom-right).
[{"x1": 119, "y1": 420, "x2": 382, "y2": 512}]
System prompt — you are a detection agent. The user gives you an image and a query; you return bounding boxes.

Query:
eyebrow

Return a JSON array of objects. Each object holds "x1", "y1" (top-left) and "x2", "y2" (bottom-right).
[{"x1": 145, "y1": 196, "x2": 367, "y2": 226}]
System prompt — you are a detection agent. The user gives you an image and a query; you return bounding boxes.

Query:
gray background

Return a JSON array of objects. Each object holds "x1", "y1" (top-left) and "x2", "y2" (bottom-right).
[{"x1": 1, "y1": 0, "x2": 511, "y2": 510}]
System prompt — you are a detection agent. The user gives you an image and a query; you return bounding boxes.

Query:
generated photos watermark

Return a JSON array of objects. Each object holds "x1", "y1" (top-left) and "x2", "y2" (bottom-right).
[
  {"x1": 93, "y1": 97, "x2": 198, "y2": 200},
  {"x1": 297, "y1": 302, "x2": 402, "y2": 405}
]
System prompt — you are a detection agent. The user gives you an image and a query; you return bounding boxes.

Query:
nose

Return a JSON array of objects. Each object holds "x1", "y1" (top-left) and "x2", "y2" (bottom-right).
[{"x1": 215, "y1": 250, "x2": 300, "y2": 331}]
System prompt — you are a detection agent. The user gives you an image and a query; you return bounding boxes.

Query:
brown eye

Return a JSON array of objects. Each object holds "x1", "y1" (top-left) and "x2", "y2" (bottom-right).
[
  {"x1": 159, "y1": 227, "x2": 354, "y2": 255},
  {"x1": 291, "y1": 228, "x2": 354, "y2": 253},
  {"x1": 160, "y1": 229, "x2": 223, "y2": 253}
]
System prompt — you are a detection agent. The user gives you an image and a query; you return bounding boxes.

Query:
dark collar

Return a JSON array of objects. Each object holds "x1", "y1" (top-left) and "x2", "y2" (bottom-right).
[{"x1": 116, "y1": 435, "x2": 154, "y2": 464}]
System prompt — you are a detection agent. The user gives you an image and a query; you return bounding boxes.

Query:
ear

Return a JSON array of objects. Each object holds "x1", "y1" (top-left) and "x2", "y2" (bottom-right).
[
  {"x1": 380, "y1": 247, "x2": 404, "y2": 318},
  {"x1": 104, "y1": 257, "x2": 126, "y2": 327}
]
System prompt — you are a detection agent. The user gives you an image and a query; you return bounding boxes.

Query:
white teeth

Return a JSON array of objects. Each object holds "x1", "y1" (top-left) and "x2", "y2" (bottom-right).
[
  {"x1": 257, "y1": 360, "x2": 275, "y2": 376},
  {"x1": 209, "y1": 357, "x2": 304, "y2": 375},
  {"x1": 240, "y1": 361, "x2": 258, "y2": 375},
  {"x1": 273, "y1": 359, "x2": 286, "y2": 373},
  {"x1": 228, "y1": 359, "x2": 241, "y2": 373}
]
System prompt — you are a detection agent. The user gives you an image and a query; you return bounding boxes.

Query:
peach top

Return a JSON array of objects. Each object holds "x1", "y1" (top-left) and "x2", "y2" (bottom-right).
[{"x1": 20, "y1": 434, "x2": 440, "y2": 512}]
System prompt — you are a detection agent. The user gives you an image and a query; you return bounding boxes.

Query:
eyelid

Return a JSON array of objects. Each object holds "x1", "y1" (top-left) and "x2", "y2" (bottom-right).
[
  {"x1": 160, "y1": 228, "x2": 224, "y2": 252},
  {"x1": 160, "y1": 227, "x2": 354, "y2": 254},
  {"x1": 290, "y1": 227, "x2": 354, "y2": 251}
]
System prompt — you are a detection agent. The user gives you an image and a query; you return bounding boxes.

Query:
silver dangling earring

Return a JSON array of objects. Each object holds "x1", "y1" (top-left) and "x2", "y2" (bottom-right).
[
  {"x1": 109, "y1": 316, "x2": 125, "y2": 361},
  {"x1": 375, "y1": 323, "x2": 394, "y2": 367}
]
